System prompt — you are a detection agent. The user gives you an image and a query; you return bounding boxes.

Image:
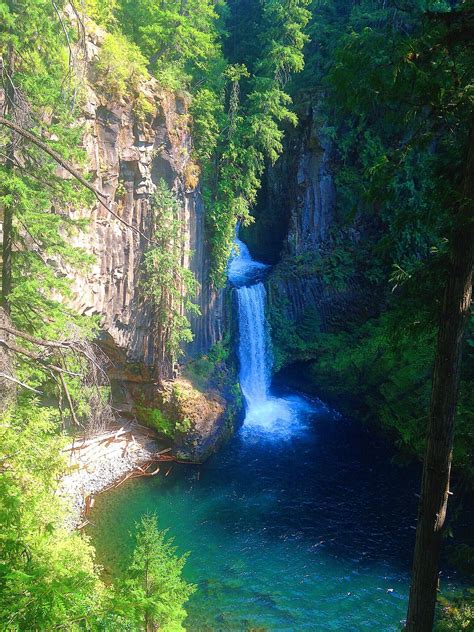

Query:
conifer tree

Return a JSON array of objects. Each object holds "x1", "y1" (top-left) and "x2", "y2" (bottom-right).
[{"x1": 112, "y1": 514, "x2": 196, "y2": 632}]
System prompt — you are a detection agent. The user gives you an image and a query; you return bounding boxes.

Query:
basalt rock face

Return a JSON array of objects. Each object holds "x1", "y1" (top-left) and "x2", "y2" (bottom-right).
[
  {"x1": 65, "y1": 30, "x2": 224, "y2": 374},
  {"x1": 246, "y1": 108, "x2": 377, "y2": 372},
  {"x1": 286, "y1": 111, "x2": 336, "y2": 256},
  {"x1": 60, "y1": 27, "x2": 228, "y2": 433},
  {"x1": 241, "y1": 108, "x2": 337, "y2": 263}
]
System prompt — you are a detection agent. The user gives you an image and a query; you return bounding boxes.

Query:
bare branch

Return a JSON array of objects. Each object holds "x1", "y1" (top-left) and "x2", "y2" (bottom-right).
[
  {"x1": 0, "y1": 116, "x2": 153, "y2": 242},
  {"x1": 58, "y1": 370, "x2": 81, "y2": 427},
  {"x1": 0, "y1": 372, "x2": 42, "y2": 394},
  {"x1": 0, "y1": 338, "x2": 82, "y2": 376},
  {"x1": 0, "y1": 323, "x2": 73, "y2": 348}
]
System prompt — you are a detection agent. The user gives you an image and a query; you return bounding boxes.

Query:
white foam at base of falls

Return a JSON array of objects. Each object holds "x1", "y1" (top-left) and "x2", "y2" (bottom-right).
[{"x1": 229, "y1": 237, "x2": 316, "y2": 439}]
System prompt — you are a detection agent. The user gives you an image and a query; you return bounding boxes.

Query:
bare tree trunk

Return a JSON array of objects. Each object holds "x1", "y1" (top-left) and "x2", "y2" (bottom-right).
[
  {"x1": 405, "y1": 132, "x2": 474, "y2": 631},
  {"x1": 1, "y1": 45, "x2": 15, "y2": 313},
  {"x1": 2, "y1": 199, "x2": 13, "y2": 312},
  {"x1": 0, "y1": 307, "x2": 16, "y2": 410}
]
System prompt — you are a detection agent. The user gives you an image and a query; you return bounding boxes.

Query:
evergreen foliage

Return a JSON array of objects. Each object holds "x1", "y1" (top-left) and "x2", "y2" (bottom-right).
[
  {"x1": 0, "y1": 3, "x2": 197, "y2": 628},
  {"x1": 201, "y1": 0, "x2": 311, "y2": 285},
  {"x1": 107, "y1": 514, "x2": 196, "y2": 631},
  {"x1": 0, "y1": 402, "x2": 103, "y2": 630},
  {"x1": 142, "y1": 181, "x2": 200, "y2": 373}
]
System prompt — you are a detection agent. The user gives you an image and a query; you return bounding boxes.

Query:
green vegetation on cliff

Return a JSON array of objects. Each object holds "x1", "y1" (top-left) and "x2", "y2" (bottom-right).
[
  {"x1": 260, "y1": 1, "x2": 473, "y2": 622},
  {"x1": 263, "y1": 0, "x2": 474, "y2": 480},
  {"x1": 88, "y1": 0, "x2": 310, "y2": 286}
]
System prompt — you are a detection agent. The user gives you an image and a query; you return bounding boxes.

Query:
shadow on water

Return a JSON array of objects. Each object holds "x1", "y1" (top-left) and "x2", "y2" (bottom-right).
[
  {"x1": 89, "y1": 395, "x2": 432, "y2": 631},
  {"x1": 178, "y1": 395, "x2": 421, "y2": 571}
]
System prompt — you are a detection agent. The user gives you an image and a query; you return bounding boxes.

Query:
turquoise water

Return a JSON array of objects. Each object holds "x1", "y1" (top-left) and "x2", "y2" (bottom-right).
[
  {"x1": 89, "y1": 239, "x2": 463, "y2": 630},
  {"x1": 87, "y1": 396, "x2": 460, "y2": 631}
]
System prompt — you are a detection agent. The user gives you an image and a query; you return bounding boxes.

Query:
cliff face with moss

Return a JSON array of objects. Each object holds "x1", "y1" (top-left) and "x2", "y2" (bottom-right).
[
  {"x1": 244, "y1": 105, "x2": 472, "y2": 480},
  {"x1": 66, "y1": 26, "x2": 224, "y2": 369},
  {"x1": 54, "y1": 25, "x2": 235, "y2": 455},
  {"x1": 243, "y1": 110, "x2": 376, "y2": 374}
]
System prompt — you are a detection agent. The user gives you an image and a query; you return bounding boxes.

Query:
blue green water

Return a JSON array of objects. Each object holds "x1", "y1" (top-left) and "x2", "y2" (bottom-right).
[{"x1": 88, "y1": 392, "x2": 464, "y2": 631}]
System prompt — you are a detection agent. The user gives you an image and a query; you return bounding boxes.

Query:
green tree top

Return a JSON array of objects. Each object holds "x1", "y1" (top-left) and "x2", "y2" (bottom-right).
[{"x1": 112, "y1": 513, "x2": 196, "y2": 632}]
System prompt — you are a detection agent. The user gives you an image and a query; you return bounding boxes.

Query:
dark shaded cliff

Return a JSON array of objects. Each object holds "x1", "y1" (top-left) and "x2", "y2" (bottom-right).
[{"x1": 243, "y1": 108, "x2": 379, "y2": 373}]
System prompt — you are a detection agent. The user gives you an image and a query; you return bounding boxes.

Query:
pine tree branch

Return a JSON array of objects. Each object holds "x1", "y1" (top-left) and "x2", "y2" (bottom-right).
[
  {"x1": 0, "y1": 115, "x2": 153, "y2": 242},
  {"x1": 0, "y1": 323, "x2": 74, "y2": 348},
  {"x1": 0, "y1": 338, "x2": 82, "y2": 376}
]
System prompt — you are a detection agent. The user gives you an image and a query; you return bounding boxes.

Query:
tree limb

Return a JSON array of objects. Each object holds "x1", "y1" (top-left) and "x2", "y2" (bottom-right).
[
  {"x1": 0, "y1": 115, "x2": 153, "y2": 242},
  {"x1": 0, "y1": 323, "x2": 73, "y2": 348},
  {"x1": 0, "y1": 372, "x2": 42, "y2": 394},
  {"x1": 58, "y1": 370, "x2": 81, "y2": 427},
  {"x1": 0, "y1": 338, "x2": 82, "y2": 376}
]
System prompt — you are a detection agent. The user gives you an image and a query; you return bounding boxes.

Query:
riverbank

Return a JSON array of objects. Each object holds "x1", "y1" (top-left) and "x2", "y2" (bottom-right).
[{"x1": 60, "y1": 423, "x2": 171, "y2": 529}]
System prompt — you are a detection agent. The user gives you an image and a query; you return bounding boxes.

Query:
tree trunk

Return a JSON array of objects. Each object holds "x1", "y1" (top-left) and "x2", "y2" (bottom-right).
[
  {"x1": 1, "y1": 201, "x2": 13, "y2": 313},
  {"x1": 1, "y1": 45, "x2": 15, "y2": 313},
  {"x1": 405, "y1": 132, "x2": 474, "y2": 631},
  {"x1": 0, "y1": 306, "x2": 16, "y2": 410}
]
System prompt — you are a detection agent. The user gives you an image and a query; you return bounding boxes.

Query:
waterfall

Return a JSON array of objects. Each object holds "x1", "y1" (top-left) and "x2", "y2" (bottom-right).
[
  {"x1": 228, "y1": 237, "x2": 313, "y2": 437},
  {"x1": 237, "y1": 282, "x2": 272, "y2": 409}
]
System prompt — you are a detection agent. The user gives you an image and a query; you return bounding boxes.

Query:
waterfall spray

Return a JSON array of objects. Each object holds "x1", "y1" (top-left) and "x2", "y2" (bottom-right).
[{"x1": 228, "y1": 237, "x2": 312, "y2": 436}]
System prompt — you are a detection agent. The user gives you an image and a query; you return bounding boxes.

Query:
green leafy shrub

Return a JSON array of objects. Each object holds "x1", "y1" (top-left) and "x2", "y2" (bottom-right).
[
  {"x1": 0, "y1": 403, "x2": 104, "y2": 630},
  {"x1": 94, "y1": 32, "x2": 149, "y2": 99},
  {"x1": 132, "y1": 92, "x2": 156, "y2": 122},
  {"x1": 436, "y1": 592, "x2": 474, "y2": 631},
  {"x1": 183, "y1": 339, "x2": 231, "y2": 391},
  {"x1": 136, "y1": 404, "x2": 175, "y2": 438},
  {"x1": 84, "y1": 0, "x2": 117, "y2": 26}
]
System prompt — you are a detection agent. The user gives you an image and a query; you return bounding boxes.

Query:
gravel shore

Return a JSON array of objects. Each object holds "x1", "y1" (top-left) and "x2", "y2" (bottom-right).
[{"x1": 59, "y1": 426, "x2": 162, "y2": 529}]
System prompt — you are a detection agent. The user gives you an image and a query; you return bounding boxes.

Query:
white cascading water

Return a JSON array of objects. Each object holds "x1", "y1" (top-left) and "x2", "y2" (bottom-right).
[
  {"x1": 237, "y1": 282, "x2": 272, "y2": 408},
  {"x1": 228, "y1": 237, "x2": 313, "y2": 437}
]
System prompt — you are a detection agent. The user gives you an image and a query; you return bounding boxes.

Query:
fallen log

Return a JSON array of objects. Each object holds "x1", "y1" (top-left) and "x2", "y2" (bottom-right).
[
  {"x1": 91, "y1": 460, "x2": 162, "y2": 495},
  {"x1": 62, "y1": 427, "x2": 130, "y2": 452}
]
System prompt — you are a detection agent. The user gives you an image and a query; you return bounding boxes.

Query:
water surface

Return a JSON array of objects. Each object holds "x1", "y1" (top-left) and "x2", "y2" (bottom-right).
[
  {"x1": 90, "y1": 399, "x2": 427, "y2": 630},
  {"x1": 89, "y1": 237, "x2": 459, "y2": 630}
]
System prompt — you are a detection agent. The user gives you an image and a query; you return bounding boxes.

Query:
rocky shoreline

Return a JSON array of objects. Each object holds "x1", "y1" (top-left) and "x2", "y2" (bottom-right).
[{"x1": 59, "y1": 425, "x2": 165, "y2": 529}]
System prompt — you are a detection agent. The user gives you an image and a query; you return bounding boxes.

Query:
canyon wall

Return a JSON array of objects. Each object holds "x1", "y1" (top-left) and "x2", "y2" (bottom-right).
[
  {"x1": 64, "y1": 28, "x2": 224, "y2": 380},
  {"x1": 244, "y1": 108, "x2": 378, "y2": 372},
  {"x1": 51, "y1": 25, "x2": 237, "y2": 453},
  {"x1": 285, "y1": 109, "x2": 337, "y2": 256}
]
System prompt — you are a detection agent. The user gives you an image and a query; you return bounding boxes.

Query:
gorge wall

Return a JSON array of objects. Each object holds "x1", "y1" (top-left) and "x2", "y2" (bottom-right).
[
  {"x1": 53, "y1": 24, "x2": 235, "y2": 457},
  {"x1": 246, "y1": 105, "x2": 472, "y2": 480},
  {"x1": 243, "y1": 108, "x2": 378, "y2": 376},
  {"x1": 65, "y1": 27, "x2": 224, "y2": 370}
]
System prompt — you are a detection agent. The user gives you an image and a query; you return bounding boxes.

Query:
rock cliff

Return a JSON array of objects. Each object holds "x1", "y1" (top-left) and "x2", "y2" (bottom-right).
[
  {"x1": 286, "y1": 109, "x2": 336, "y2": 256},
  {"x1": 66, "y1": 47, "x2": 224, "y2": 372},
  {"x1": 241, "y1": 108, "x2": 336, "y2": 263},
  {"x1": 54, "y1": 24, "x2": 234, "y2": 451},
  {"x1": 61, "y1": 27, "x2": 223, "y2": 368},
  {"x1": 244, "y1": 107, "x2": 378, "y2": 373}
]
